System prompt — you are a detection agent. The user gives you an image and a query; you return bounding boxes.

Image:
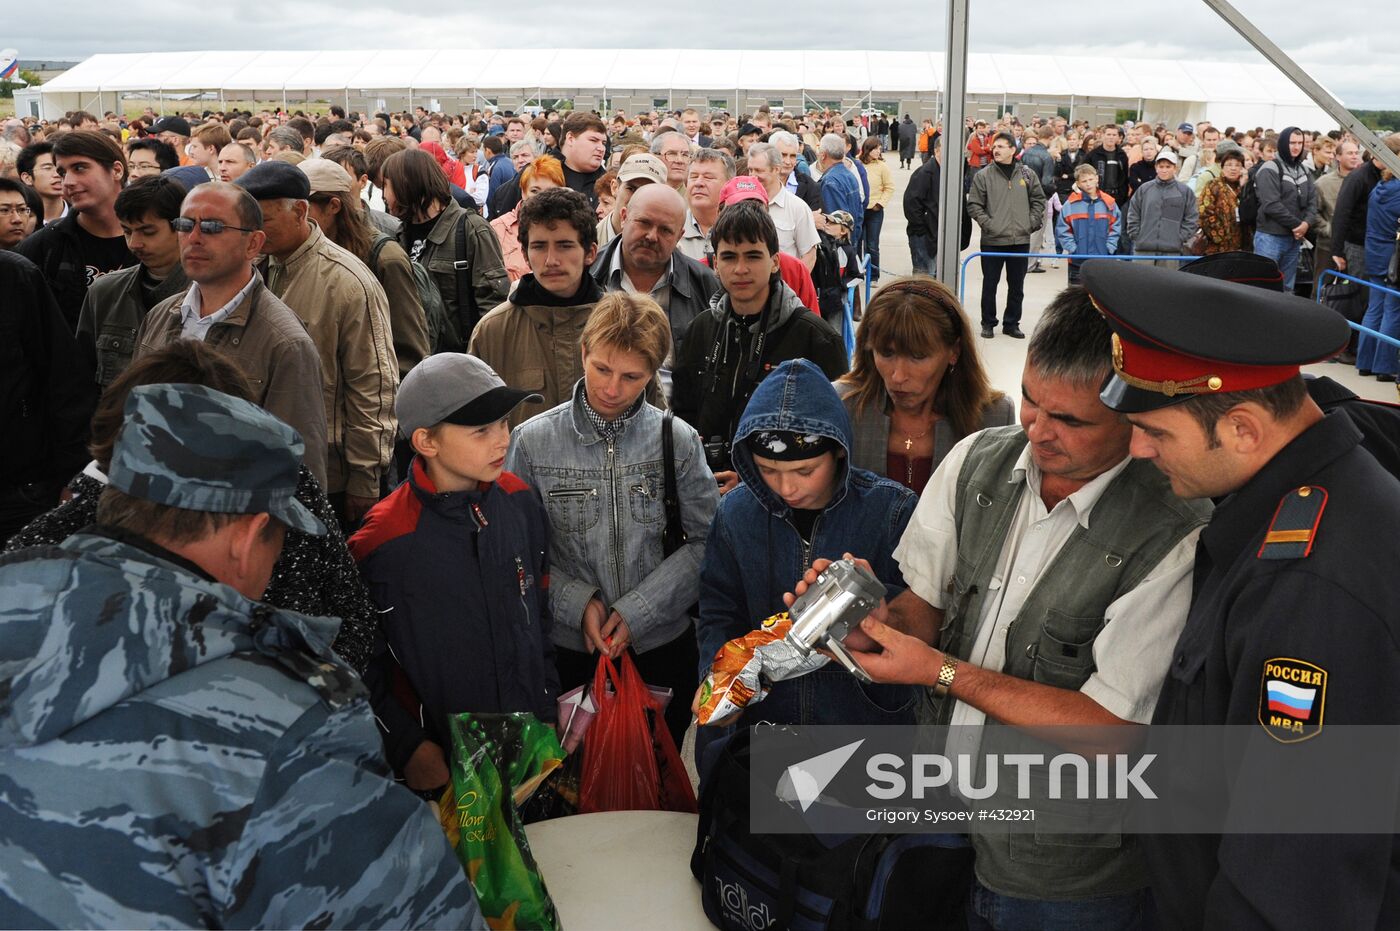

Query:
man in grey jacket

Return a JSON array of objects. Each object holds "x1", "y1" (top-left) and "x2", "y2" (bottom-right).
[
  {"x1": 1253, "y1": 126, "x2": 1318, "y2": 292},
  {"x1": 1127, "y1": 149, "x2": 1198, "y2": 268},
  {"x1": 133, "y1": 181, "x2": 328, "y2": 487},
  {"x1": 966, "y1": 131, "x2": 1046, "y2": 339}
]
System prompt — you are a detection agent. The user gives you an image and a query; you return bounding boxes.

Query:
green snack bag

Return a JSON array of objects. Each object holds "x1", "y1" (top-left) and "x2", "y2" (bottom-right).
[{"x1": 441, "y1": 712, "x2": 564, "y2": 930}]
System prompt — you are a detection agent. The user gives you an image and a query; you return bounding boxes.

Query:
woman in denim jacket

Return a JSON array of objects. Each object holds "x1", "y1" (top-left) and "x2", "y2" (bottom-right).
[
  {"x1": 507, "y1": 293, "x2": 720, "y2": 747},
  {"x1": 693, "y1": 358, "x2": 918, "y2": 767}
]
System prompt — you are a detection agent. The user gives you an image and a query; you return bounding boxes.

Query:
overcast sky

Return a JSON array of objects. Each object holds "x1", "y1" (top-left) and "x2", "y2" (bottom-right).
[{"x1": 9, "y1": 0, "x2": 1396, "y2": 108}]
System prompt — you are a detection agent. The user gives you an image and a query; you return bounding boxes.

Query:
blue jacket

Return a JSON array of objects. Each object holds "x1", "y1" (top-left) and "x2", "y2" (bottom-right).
[
  {"x1": 1056, "y1": 189, "x2": 1121, "y2": 260},
  {"x1": 350, "y1": 458, "x2": 558, "y2": 771},
  {"x1": 487, "y1": 153, "x2": 518, "y2": 201},
  {"x1": 697, "y1": 359, "x2": 918, "y2": 726},
  {"x1": 1364, "y1": 178, "x2": 1400, "y2": 275},
  {"x1": 506, "y1": 380, "x2": 720, "y2": 654},
  {"x1": 820, "y1": 162, "x2": 865, "y2": 251},
  {"x1": 0, "y1": 529, "x2": 480, "y2": 928}
]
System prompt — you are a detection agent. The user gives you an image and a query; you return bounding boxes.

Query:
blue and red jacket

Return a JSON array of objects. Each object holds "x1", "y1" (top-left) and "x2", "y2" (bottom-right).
[
  {"x1": 1056, "y1": 189, "x2": 1121, "y2": 262},
  {"x1": 349, "y1": 458, "x2": 558, "y2": 772}
]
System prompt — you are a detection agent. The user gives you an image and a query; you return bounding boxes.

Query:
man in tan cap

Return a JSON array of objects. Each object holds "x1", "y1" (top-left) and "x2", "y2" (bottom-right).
[
  {"x1": 596, "y1": 152, "x2": 668, "y2": 248},
  {"x1": 235, "y1": 160, "x2": 398, "y2": 527}
]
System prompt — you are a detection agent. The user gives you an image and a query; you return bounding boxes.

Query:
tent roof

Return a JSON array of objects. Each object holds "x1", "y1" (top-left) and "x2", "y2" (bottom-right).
[{"x1": 40, "y1": 48, "x2": 1330, "y2": 106}]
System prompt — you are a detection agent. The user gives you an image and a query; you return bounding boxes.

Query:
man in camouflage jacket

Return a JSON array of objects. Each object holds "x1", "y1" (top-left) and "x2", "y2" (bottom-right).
[{"x1": 0, "y1": 383, "x2": 481, "y2": 929}]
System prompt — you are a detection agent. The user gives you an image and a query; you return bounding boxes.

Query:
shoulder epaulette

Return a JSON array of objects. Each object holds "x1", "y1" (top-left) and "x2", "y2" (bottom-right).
[{"x1": 1259, "y1": 485, "x2": 1327, "y2": 560}]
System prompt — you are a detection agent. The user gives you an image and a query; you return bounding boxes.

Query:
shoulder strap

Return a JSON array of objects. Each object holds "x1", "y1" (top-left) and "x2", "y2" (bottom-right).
[
  {"x1": 368, "y1": 232, "x2": 393, "y2": 270},
  {"x1": 454, "y1": 212, "x2": 478, "y2": 326},
  {"x1": 661, "y1": 409, "x2": 686, "y2": 556}
]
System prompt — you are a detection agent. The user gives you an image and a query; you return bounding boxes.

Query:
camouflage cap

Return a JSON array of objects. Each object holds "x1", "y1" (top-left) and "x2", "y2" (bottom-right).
[{"x1": 108, "y1": 384, "x2": 326, "y2": 536}]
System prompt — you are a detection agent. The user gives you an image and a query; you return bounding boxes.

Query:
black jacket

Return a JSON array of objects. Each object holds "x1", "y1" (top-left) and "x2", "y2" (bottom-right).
[
  {"x1": 904, "y1": 157, "x2": 940, "y2": 240},
  {"x1": 14, "y1": 212, "x2": 135, "y2": 332},
  {"x1": 490, "y1": 161, "x2": 608, "y2": 216},
  {"x1": 1331, "y1": 161, "x2": 1383, "y2": 260},
  {"x1": 671, "y1": 280, "x2": 849, "y2": 469},
  {"x1": 0, "y1": 254, "x2": 97, "y2": 537},
  {"x1": 1078, "y1": 145, "x2": 1131, "y2": 204},
  {"x1": 793, "y1": 171, "x2": 824, "y2": 211},
  {"x1": 589, "y1": 237, "x2": 721, "y2": 359}
]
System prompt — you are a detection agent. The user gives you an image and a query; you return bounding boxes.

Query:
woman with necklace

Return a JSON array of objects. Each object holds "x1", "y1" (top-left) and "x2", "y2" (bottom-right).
[{"x1": 836, "y1": 276, "x2": 1013, "y2": 493}]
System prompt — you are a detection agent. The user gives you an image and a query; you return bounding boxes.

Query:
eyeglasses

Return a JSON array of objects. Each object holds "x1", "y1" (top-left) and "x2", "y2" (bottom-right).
[
  {"x1": 0, "y1": 206, "x2": 34, "y2": 218},
  {"x1": 171, "y1": 217, "x2": 257, "y2": 235}
]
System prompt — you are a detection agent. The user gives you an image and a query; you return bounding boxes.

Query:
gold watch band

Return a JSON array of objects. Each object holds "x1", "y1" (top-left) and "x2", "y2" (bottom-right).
[{"x1": 933, "y1": 655, "x2": 958, "y2": 698}]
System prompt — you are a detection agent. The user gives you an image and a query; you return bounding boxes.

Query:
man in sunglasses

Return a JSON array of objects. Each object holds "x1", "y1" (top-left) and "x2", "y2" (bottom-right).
[{"x1": 133, "y1": 181, "x2": 328, "y2": 487}]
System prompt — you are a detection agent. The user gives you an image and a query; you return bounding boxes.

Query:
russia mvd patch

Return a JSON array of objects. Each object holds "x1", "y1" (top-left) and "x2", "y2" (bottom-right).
[{"x1": 1258, "y1": 658, "x2": 1327, "y2": 743}]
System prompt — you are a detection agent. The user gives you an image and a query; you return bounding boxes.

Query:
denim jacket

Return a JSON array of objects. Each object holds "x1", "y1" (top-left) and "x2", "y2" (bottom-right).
[
  {"x1": 697, "y1": 359, "x2": 918, "y2": 727},
  {"x1": 506, "y1": 380, "x2": 720, "y2": 654}
]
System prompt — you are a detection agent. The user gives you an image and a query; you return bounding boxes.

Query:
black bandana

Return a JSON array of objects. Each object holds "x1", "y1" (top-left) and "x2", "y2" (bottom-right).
[{"x1": 744, "y1": 430, "x2": 839, "y2": 461}]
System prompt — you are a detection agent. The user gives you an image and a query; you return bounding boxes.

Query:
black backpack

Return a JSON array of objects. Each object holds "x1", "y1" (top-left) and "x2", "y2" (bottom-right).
[
  {"x1": 1238, "y1": 166, "x2": 1262, "y2": 226},
  {"x1": 691, "y1": 727, "x2": 973, "y2": 930}
]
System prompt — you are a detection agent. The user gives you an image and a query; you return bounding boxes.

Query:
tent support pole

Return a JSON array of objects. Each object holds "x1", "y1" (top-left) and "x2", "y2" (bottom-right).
[
  {"x1": 1068, "y1": 94, "x2": 1074, "y2": 122},
  {"x1": 936, "y1": 0, "x2": 970, "y2": 290},
  {"x1": 1200, "y1": 0, "x2": 1399, "y2": 176}
]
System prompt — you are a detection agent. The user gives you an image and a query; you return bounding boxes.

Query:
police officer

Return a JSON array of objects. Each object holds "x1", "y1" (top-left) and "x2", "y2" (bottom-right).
[
  {"x1": 1178, "y1": 250, "x2": 1400, "y2": 479},
  {"x1": 1083, "y1": 259, "x2": 1400, "y2": 929},
  {"x1": 0, "y1": 384, "x2": 482, "y2": 928}
]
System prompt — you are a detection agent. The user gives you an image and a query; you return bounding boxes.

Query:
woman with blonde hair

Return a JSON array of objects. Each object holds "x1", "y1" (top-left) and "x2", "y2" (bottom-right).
[
  {"x1": 836, "y1": 275, "x2": 1013, "y2": 493},
  {"x1": 506, "y1": 292, "x2": 719, "y2": 748}
]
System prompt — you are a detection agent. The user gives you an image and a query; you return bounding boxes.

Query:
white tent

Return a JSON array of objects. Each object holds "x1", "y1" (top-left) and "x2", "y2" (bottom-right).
[{"x1": 36, "y1": 48, "x2": 1335, "y2": 130}]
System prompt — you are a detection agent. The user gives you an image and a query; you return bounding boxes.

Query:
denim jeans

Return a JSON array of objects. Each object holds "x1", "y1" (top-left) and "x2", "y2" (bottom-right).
[
  {"x1": 980, "y1": 242, "x2": 1031, "y2": 327},
  {"x1": 1356, "y1": 272, "x2": 1400, "y2": 376},
  {"x1": 863, "y1": 207, "x2": 885, "y2": 280},
  {"x1": 1254, "y1": 230, "x2": 1303, "y2": 291},
  {"x1": 910, "y1": 234, "x2": 934, "y2": 275},
  {"x1": 967, "y1": 879, "x2": 1155, "y2": 931}
]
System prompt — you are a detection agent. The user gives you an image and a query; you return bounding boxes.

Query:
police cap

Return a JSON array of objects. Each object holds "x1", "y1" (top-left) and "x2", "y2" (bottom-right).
[{"x1": 1081, "y1": 260, "x2": 1350, "y2": 413}]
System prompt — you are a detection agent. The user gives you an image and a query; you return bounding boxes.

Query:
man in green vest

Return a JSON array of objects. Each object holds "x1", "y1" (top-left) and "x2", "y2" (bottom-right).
[{"x1": 794, "y1": 287, "x2": 1210, "y2": 929}]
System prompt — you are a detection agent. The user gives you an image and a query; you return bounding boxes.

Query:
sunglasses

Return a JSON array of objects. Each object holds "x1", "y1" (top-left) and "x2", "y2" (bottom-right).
[{"x1": 171, "y1": 217, "x2": 258, "y2": 235}]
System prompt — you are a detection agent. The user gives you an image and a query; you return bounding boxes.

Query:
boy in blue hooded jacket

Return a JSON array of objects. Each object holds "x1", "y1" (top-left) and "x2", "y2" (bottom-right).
[{"x1": 695, "y1": 358, "x2": 918, "y2": 738}]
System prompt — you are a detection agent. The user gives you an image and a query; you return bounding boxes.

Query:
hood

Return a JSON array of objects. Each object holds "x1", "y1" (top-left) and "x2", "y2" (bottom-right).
[
  {"x1": 421, "y1": 141, "x2": 453, "y2": 175},
  {"x1": 0, "y1": 531, "x2": 343, "y2": 748},
  {"x1": 731, "y1": 358, "x2": 854, "y2": 516},
  {"x1": 1276, "y1": 127, "x2": 1304, "y2": 168},
  {"x1": 706, "y1": 275, "x2": 806, "y2": 338}
]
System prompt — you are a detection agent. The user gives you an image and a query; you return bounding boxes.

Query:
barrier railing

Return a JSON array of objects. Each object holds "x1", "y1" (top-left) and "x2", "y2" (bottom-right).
[
  {"x1": 956, "y1": 252, "x2": 1195, "y2": 304},
  {"x1": 1316, "y1": 269, "x2": 1400, "y2": 350}
]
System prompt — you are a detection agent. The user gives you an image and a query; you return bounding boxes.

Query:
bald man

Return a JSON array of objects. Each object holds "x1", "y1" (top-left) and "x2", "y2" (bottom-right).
[{"x1": 590, "y1": 183, "x2": 720, "y2": 370}]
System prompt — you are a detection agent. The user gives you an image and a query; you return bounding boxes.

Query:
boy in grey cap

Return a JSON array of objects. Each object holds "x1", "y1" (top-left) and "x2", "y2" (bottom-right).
[
  {"x1": 351, "y1": 354, "x2": 559, "y2": 796},
  {"x1": 0, "y1": 382, "x2": 481, "y2": 929}
]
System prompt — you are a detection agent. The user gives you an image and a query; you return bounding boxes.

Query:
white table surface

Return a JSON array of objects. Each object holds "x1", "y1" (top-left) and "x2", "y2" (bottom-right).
[{"x1": 524, "y1": 810, "x2": 711, "y2": 930}]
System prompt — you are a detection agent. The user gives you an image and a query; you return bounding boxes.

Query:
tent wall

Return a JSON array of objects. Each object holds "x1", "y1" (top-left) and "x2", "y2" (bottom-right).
[{"x1": 38, "y1": 49, "x2": 1342, "y2": 133}]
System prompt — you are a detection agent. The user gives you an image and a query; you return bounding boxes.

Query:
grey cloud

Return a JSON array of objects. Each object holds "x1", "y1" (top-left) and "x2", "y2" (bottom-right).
[{"x1": 12, "y1": 0, "x2": 1396, "y2": 108}]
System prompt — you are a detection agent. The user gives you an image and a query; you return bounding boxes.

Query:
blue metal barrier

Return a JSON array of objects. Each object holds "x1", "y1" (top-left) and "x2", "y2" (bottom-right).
[
  {"x1": 956, "y1": 252, "x2": 1195, "y2": 304},
  {"x1": 1316, "y1": 269, "x2": 1400, "y2": 350}
]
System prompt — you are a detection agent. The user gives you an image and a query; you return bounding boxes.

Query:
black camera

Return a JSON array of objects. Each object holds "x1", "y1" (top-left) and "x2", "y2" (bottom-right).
[{"x1": 703, "y1": 436, "x2": 730, "y2": 472}]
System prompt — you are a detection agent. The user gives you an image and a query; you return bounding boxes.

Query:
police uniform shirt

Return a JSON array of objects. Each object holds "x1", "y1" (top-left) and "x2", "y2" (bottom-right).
[
  {"x1": 1144, "y1": 412, "x2": 1400, "y2": 930},
  {"x1": 892, "y1": 432, "x2": 1201, "y2": 764}
]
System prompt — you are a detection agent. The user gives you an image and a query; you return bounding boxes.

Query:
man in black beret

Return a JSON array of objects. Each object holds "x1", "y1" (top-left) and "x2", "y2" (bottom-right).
[{"x1": 1083, "y1": 259, "x2": 1400, "y2": 930}]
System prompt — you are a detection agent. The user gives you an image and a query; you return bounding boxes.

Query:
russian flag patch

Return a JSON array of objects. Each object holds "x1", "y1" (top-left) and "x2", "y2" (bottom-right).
[{"x1": 1258, "y1": 658, "x2": 1327, "y2": 743}]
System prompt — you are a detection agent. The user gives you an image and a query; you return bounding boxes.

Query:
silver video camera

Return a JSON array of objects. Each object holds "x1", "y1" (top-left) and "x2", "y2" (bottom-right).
[{"x1": 784, "y1": 558, "x2": 884, "y2": 683}]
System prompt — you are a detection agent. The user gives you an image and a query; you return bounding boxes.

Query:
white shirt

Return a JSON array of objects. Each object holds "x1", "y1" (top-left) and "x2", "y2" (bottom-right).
[
  {"x1": 178, "y1": 274, "x2": 258, "y2": 341},
  {"x1": 892, "y1": 431, "x2": 1200, "y2": 763},
  {"x1": 767, "y1": 186, "x2": 819, "y2": 261}
]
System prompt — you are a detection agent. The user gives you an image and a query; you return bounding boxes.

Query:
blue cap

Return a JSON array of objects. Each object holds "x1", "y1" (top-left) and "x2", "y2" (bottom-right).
[{"x1": 109, "y1": 384, "x2": 325, "y2": 536}]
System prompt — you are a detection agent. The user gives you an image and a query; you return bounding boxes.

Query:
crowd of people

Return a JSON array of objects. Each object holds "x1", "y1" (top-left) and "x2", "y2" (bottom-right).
[{"x1": 1, "y1": 98, "x2": 1399, "y2": 930}]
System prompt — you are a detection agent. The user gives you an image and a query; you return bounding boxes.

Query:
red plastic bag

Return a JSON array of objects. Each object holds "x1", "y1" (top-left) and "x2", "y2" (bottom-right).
[{"x1": 578, "y1": 653, "x2": 698, "y2": 814}]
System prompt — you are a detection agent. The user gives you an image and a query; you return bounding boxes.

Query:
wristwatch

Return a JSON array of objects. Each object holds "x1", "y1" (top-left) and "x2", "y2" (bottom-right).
[{"x1": 933, "y1": 655, "x2": 959, "y2": 698}]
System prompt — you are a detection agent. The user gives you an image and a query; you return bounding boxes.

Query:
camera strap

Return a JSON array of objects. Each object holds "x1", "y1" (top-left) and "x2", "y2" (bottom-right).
[{"x1": 661, "y1": 410, "x2": 687, "y2": 557}]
